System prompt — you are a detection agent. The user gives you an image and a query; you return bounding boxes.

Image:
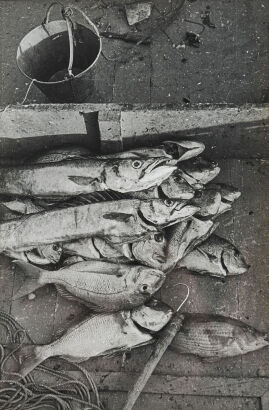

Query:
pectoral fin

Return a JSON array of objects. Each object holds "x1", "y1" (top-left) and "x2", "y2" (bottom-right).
[{"x1": 68, "y1": 176, "x2": 99, "y2": 186}]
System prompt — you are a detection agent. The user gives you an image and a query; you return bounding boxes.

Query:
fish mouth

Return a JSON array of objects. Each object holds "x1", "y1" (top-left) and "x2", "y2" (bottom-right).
[
  {"x1": 163, "y1": 141, "x2": 205, "y2": 162},
  {"x1": 139, "y1": 159, "x2": 177, "y2": 184}
]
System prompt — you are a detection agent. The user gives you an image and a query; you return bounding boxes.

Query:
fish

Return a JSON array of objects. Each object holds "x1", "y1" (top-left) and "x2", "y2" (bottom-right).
[
  {"x1": 13, "y1": 260, "x2": 166, "y2": 311},
  {"x1": 170, "y1": 314, "x2": 269, "y2": 359},
  {"x1": 178, "y1": 157, "x2": 221, "y2": 188},
  {"x1": 30, "y1": 146, "x2": 93, "y2": 164},
  {"x1": 6, "y1": 244, "x2": 62, "y2": 266},
  {"x1": 126, "y1": 174, "x2": 195, "y2": 200},
  {"x1": 178, "y1": 235, "x2": 249, "y2": 277},
  {"x1": 131, "y1": 299, "x2": 173, "y2": 332},
  {"x1": 0, "y1": 198, "x2": 199, "y2": 252},
  {"x1": 63, "y1": 217, "x2": 216, "y2": 271},
  {"x1": 191, "y1": 189, "x2": 222, "y2": 218},
  {"x1": 0, "y1": 157, "x2": 176, "y2": 197},
  {"x1": 160, "y1": 218, "x2": 217, "y2": 272},
  {"x1": 0, "y1": 199, "x2": 62, "y2": 265},
  {"x1": 100, "y1": 141, "x2": 205, "y2": 162},
  {"x1": 207, "y1": 183, "x2": 241, "y2": 219},
  {"x1": 6, "y1": 309, "x2": 154, "y2": 379},
  {"x1": 208, "y1": 183, "x2": 241, "y2": 203}
]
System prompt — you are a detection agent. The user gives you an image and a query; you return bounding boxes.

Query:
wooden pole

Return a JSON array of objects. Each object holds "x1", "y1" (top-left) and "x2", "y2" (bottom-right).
[{"x1": 122, "y1": 313, "x2": 184, "y2": 410}]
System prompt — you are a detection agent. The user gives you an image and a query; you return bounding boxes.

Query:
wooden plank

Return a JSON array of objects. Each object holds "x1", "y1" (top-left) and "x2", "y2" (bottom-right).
[
  {"x1": 1, "y1": 104, "x2": 268, "y2": 159},
  {"x1": 261, "y1": 391, "x2": 269, "y2": 410},
  {"x1": 100, "y1": 392, "x2": 259, "y2": 410},
  {"x1": 120, "y1": 105, "x2": 269, "y2": 158},
  {"x1": 0, "y1": 104, "x2": 121, "y2": 159},
  {"x1": 61, "y1": 372, "x2": 269, "y2": 397}
]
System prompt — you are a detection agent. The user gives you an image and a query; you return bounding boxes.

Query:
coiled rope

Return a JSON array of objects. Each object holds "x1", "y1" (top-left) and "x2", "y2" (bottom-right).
[{"x1": 0, "y1": 310, "x2": 103, "y2": 410}]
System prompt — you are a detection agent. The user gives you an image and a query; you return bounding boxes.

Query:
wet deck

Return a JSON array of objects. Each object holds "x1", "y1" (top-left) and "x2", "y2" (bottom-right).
[{"x1": 0, "y1": 103, "x2": 269, "y2": 409}]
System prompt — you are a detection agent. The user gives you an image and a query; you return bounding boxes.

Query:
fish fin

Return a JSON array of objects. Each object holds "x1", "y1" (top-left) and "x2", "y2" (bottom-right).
[
  {"x1": 102, "y1": 212, "x2": 133, "y2": 222},
  {"x1": 12, "y1": 261, "x2": 44, "y2": 299},
  {"x1": 68, "y1": 176, "x2": 99, "y2": 186},
  {"x1": 11, "y1": 344, "x2": 44, "y2": 379}
]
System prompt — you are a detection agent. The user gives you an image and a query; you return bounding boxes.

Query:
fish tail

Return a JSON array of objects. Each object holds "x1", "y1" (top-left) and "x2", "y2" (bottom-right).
[
  {"x1": 13, "y1": 344, "x2": 45, "y2": 378},
  {"x1": 13, "y1": 260, "x2": 45, "y2": 299}
]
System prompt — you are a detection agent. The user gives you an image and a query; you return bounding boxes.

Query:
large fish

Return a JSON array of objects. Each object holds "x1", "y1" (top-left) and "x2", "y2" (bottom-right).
[
  {"x1": 0, "y1": 157, "x2": 176, "y2": 197},
  {"x1": 100, "y1": 141, "x2": 205, "y2": 162},
  {"x1": 0, "y1": 199, "x2": 199, "y2": 252},
  {"x1": 31, "y1": 141, "x2": 205, "y2": 164},
  {"x1": 170, "y1": 314, "x2": 269, "y2": 359},
  {"x1": 62, "y1": 218, "x2": 217, "y2": 271},
  {"x1": 13, "y1": 260, "x2": 166, "y2": 312},
  {"x1": 7, "y1": 303, "x2": 172, "y2": 379},
  {"x1": 178, "y1": 157, "x2": 220, "y2": 189},
  {"x1": 0, "y1": 199, "x2": 62, "y2": 265},
  {"x1": 178, "y1": 235, "x2": 249, "y2": 277}
]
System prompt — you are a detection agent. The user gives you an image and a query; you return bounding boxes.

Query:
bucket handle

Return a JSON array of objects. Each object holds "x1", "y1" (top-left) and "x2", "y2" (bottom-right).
[
  {"x1": 43, "y1": 2, "x2": 101, "y2": 40},
  {"x1": 42, "y1": 2, "x2": 101, "y2": 78}
]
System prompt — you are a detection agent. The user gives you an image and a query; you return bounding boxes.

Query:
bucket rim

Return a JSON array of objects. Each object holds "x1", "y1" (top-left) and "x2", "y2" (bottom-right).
[{"x1": 16, "y1": 20, "x2": 102, "y2": 85}]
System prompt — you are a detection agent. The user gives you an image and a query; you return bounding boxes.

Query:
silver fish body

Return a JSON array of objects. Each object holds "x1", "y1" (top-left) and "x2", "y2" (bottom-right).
[
  {"x1": 171, "y1": 314, "x2": 269, "y2": 359},
  {"x1": 0, "y1": 199, "x2": 199, "y2": 252},
  {"x1": 0, "y1": 157, "x2": 176, "y2": 197},
  {"x1": 14, "y1": 260, "x2": 166, "y2": 312},
  {"x1": 0, "y1": 199, "x2": 62, "y2": 265},
  {"x1": 160, "y1": 218, "x2": 217, "y2": 272},
  {"x1": 62, "y1": 218, "x2": 216, "y2": 271},
  {"x1": 179, "y1": 235, "x2": 249, "y2": 277},
  {"x1": 11, "y1": 310, "x2": 154, "y2": 378},
  {"x1": 191, "y1": 189, "x2": 222, "y2": 217},
  {"x1": 30, "y1": 146, "x2": 93, "y2": 164},
  {"x1": 178, "y1": 157, "x2": 221, "y2": 188}
]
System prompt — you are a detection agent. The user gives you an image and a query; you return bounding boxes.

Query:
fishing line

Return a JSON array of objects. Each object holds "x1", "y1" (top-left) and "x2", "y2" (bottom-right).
[
  {"x1": 0, "y1": 310, "x2": 103, "y2": 410},
  {"x1": 176, "y1": 283, "x2": 190, "y2": 312},
  {"x1": 164, "y1": 282, "x2": 190, "y2": 312}
]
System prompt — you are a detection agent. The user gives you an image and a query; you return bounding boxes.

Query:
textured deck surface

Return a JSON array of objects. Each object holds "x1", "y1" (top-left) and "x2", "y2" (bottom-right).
[
  {"x1": 0, "y1": 104, "x2": 269, "y2": 409},
  {"x1": 0, "y1": 0, "x2": 268, "y2": 106}
]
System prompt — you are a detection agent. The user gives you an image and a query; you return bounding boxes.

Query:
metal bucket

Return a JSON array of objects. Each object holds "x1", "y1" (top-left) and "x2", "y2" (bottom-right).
[{"x1": 16, "y1": 3, "x2": 102, "y2": 103}]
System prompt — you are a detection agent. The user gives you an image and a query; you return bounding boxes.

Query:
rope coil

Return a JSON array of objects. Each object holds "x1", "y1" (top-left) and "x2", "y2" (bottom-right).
[{"x1": 0, "y1": 311, "x2": 103, "y2": 410}]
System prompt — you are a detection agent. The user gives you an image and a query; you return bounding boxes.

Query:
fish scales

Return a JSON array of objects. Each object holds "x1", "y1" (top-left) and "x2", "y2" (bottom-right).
[
  {"x1": 171, "y1": 315, "x2": 269, "y2": 358},
  {"x1": 0, "y1": 157, "x2": 176, "y2": 197},
  {"x1": 0, "y1": 200, "x2": 154, "y2": 251},
  {"x1": 8, "y1": 310, "x2": 157, "y2": 378},
  {"x1": 0, "y1": 198, "x2": 199, "y2": 252},
  {"x1": 14, "y1": 260, "x2": 166, "y2": 311}
]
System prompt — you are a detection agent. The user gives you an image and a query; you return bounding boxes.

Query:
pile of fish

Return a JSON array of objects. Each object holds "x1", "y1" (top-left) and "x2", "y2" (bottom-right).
[{"x1": 0, "y1": 140, "x2": 266, "y2": 380}]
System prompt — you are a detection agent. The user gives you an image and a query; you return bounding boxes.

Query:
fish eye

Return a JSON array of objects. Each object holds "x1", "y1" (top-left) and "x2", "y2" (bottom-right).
[
  {"x1": 132, "y1": 160, "x2": 142, "y2": 169},
  {"x1": 164, "y1": 199, "x2": 174, "y2": 207},
  {"x1": 140, "y1": 284, "x2": 149, "y2": 293},
  {"x1": 52, "y1": 244, "x2": 60, "y2": 251},
  {"x1": 154, "y1": 233, "x2": 164, "y2": 242}
]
